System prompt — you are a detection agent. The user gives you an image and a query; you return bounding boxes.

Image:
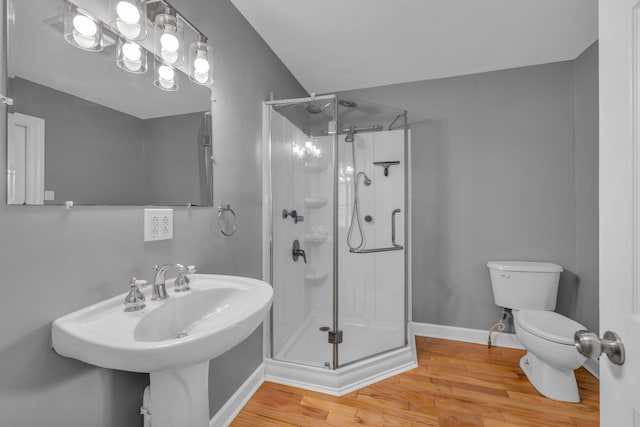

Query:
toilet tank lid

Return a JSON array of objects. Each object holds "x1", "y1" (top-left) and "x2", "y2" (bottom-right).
[{"x1": 486, "y1": 261, "x2": 563, "y2": 273}]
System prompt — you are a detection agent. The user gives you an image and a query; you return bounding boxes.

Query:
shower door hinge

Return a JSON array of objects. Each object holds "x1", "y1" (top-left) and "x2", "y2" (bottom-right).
[{"x1": 328, "y1": 330, "x2": 343, "y2": 344}]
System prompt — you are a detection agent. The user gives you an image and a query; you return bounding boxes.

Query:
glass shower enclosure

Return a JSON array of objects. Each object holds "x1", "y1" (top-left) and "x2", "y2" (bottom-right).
[{"x1": 264, "y1": 94, "x2": 409, "y2": 375}]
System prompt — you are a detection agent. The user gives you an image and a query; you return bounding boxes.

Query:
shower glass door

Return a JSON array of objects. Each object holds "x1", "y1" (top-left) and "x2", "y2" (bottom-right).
[
  {"x1": 337, "y1": 100, "x2": 407, "y2": 366},
  {"x1": 268, "y1": 96, "x2": 337, "y2": 368}
]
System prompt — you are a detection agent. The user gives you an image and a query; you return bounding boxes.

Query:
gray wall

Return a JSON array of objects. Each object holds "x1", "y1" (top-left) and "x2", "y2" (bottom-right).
[
  {"x1": 573, "y1": 42, "x2": 599, "y2": 333},
  {"x1": 341, "y1": 52, "x2": 599, "y2": 331},
  {"x1": 0, "y1": 1, "x2": 306, "y2": 427}
]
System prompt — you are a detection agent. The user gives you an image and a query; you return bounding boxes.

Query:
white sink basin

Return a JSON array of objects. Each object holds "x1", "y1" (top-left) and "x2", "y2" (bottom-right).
[{"x1": 52, "y1": 274, "x2": 273, "y2": 373}]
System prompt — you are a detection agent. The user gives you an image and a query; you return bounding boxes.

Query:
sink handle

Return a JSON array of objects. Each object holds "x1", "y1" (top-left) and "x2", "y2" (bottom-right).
[
  {"x1": 175, "y1": 264, "x2": 197, "y2": 293},
  {"x1": 124, "y1": 277, "x2": 148, "y2": 312}
]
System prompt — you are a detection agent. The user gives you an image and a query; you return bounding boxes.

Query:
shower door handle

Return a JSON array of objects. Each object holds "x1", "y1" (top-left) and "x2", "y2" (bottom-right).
[{"x1": 391, "y1": 209, "x2": 401, "y2": 247}]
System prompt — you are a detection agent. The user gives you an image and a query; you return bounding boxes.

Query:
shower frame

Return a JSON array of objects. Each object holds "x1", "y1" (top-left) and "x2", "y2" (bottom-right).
[{"x1": 261, "y1": 93, "x2": 413, "y2": 380}]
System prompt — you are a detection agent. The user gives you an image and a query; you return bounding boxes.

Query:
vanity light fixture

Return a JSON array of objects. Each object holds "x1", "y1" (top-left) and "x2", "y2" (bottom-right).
[
  {"x1": 154, "y1": 59, "x2": 178, "y2": 91},
  {"x1": 62, "y1": 0, "x2": 214, "y2": 91},
  {"x1": 116, "y1": 38, "x2": 147, "y2": 73},
  {"x1": 63, "y1": 1, "x2": 103, "y2": 52},
  {"x1": 189, "y1": 34, "x2": 213, "y2": 85},
  {"x1": 110, "y1": 0, "x2": 147, "y2": 41},
  {"x1": 154, "y1": 7, "x2": 183, "y2": 66}
]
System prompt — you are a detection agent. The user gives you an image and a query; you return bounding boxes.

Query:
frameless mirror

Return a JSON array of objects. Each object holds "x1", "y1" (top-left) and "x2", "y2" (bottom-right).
[{"x1": 6, "y1": 0, "x2": 213, "y2": 206}]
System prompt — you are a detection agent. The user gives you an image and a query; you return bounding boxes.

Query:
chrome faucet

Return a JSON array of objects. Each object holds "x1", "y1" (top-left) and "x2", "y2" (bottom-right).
[{"x1": 152, "y1": 263, "x2": 197, "y2": 300}]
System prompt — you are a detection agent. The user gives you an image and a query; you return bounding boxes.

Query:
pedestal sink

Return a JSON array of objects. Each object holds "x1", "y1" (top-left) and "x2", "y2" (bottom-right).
[{"x1": 52, "y1": 274, "x2": 273, "y2": 427}]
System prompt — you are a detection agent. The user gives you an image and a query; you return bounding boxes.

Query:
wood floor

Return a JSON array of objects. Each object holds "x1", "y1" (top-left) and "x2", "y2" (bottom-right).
[{"x1": 231, "y1": 337, "x2": 599, "y2": 426}]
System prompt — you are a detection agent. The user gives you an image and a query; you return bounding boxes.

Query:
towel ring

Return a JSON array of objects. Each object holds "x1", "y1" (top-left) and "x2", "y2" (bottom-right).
[{"x1": 218, "y1": 204, "x2": 237, "y2": 236}]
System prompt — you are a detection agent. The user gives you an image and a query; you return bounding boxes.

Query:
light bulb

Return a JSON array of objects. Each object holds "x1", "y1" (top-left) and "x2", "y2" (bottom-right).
[
  {"x1": 193, "y1": 56, "x2": 209, "y2": 74},
  {"x1": 116, "y1": 21, "x2": 141, "y2": 39},
  {"x1": 73, "y1": 33, "x2": 98, "y2": 49},
  {"x1": 193, "y1": 72, "x2": 209, "y2": 84},
  {"x1": 122, "y1": 42, "x2": 141, "y2": 61},
  {"x1": 116, "y1": 1, "x2": 140, "y2": 25},
  {"x1": 73, "y1": 14, "x2": 97, "y2": 37},
  {"x1": 158, "y1": 64, "x2": 175, "y2": 81},
  {"x1": 160, "y1": 49, "x2": 178, "y2": 64},
  {"x1": 160, "y1": 33, "x2": 179, "y2": 52}
]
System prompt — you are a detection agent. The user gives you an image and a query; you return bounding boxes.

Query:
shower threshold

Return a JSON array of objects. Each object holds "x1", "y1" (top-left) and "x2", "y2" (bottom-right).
[{"x1": 266, "y1": 315, "x2": 417, "y2": 395}]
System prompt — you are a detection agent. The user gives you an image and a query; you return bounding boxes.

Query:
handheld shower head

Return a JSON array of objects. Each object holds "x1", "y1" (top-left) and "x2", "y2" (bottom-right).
[
  {"x1": 345, "y1": 131, "x2": 354, "y2": 143},
  {"x1": 345, "y1": 126, "x2": 355, "y2": 143}
]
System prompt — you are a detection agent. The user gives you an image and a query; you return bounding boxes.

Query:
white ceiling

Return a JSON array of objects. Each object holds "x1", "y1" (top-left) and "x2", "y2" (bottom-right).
[{"x1": 230, "y1": 0, "x2": 598, "y2": 94}]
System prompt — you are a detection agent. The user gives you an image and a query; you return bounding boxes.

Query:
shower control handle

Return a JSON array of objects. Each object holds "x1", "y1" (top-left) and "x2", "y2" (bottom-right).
[
  {"x1": 292, "y1": 240, "x2": 307, "y2": 263},
  {"x1": 282, "y1": 209, "x2": 304, "y2": 224}
]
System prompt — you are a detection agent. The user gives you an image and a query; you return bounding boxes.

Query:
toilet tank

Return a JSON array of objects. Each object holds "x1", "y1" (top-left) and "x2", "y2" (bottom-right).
[{"x1": 487, "y1": 261, "x2": 563, "y2": 310}]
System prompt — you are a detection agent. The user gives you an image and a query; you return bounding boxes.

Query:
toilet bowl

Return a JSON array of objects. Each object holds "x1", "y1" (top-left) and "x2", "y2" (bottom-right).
[
  {"x1": 513, "y1": 309, "x2": 586, "y2": 402},
  {"x1": 487, "y1": 261, "x2": 587, "y2": 402}
]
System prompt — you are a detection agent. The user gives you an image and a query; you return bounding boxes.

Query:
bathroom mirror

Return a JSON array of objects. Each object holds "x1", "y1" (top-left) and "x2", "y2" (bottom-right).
[{"x1": 6, "y1": 0, "x2": 213, "y2": 206}]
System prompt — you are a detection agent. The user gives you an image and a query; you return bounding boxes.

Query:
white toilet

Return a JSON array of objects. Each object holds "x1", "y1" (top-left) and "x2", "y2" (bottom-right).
[{"x1": 487, "y1": 260, "x2": 587, "y2": 403}]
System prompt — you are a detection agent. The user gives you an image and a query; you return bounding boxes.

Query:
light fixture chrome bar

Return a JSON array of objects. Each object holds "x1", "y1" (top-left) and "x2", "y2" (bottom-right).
[{"x1": 147, "y1": 0, "x2": 204, "y2": 37}]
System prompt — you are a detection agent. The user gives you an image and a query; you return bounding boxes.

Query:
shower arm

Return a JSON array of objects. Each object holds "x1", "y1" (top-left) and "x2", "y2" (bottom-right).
[
  {"x1": 340, "y1": 124, "x2": 383, "y2": 135},
  {"x1": 321, "y1": 124, "x2": 383, "y2": 137}
]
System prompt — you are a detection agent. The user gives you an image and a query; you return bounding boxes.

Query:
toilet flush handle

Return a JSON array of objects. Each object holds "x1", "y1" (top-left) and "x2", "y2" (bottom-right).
[
  {"x1": 574, "y1": 330, "x2": 625, "y2": 365},
  {"x1": 500, "y1": 273, "x2": 510, "y2": 278}
]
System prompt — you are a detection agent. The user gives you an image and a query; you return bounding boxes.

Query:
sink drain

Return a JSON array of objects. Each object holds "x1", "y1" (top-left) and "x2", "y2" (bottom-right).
[
  {"x1": 176, "y1": 331, "x2": 188, "y2": 338},
  {"x1": 319, "y1": 326, "x2": 330, "y2": 332}
]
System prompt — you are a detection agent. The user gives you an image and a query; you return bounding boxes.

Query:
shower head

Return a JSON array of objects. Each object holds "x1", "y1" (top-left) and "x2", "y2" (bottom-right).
[
  {"x1": 339, "y1": 99, "x2": 357, "y2": 108},
  {"x1": 305, "y1": 102, "x2": 332, "y2": 114},
  {"x1": 363, "y1": 173, "x2": 372, "y2": 186}
]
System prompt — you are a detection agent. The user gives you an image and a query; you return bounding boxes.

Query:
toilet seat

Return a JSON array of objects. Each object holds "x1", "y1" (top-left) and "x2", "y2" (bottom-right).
[{"x1": 515, "y1": 310, "x2": 585, "y2": 345}]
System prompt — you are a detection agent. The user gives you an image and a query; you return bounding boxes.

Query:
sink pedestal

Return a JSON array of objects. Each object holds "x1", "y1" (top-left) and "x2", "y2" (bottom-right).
[{"x1": 149, "y1": 361, "x2": 210, "y2": 427}]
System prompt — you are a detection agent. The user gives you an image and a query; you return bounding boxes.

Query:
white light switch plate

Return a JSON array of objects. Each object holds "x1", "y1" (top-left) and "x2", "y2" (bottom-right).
[{"x1": 144, "y1": 209, "x2": 173, "y2": 241}]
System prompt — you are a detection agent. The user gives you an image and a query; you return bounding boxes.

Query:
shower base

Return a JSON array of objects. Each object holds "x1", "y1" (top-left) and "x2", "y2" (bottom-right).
[{"x1": 265, "y1": 315, "x2": 417, "y2": 395}]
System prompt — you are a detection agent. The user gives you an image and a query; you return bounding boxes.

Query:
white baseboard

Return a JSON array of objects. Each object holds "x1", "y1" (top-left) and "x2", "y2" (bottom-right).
[
  {"x1": 411, "y1": 321, "x2": 600, "y2": 380},
  {"x1": 410, "y1": 321, "x2": 524, "y2": 349},
  {"x1": 209, "y1": 363, "x2": 265, "y2": 427}
]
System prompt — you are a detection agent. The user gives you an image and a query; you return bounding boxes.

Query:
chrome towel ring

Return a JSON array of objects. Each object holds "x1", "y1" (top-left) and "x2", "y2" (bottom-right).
[{"x1": 218, "y1": 204, "x2": 237, "y2": 236}]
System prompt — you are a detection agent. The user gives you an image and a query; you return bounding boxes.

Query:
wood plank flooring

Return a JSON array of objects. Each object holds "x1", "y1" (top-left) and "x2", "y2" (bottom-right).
[{"x1": 231, "y1": 337, "x2": 599, "y2": 426}]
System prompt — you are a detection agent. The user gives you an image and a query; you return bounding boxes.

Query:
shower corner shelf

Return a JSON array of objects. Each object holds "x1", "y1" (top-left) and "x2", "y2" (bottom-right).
[
  {"x1": 304, "y1": 161, "x2": 328, "y2": 172},
  {"x1": 304, "y1": 271, "x2": 328, "y2": 282},
  {"x1": 304, "y1": 231, "x2": 329, "y2": 243},
  {"x1": 304, "y1": 197, "x2": 328, "y2": 208}
]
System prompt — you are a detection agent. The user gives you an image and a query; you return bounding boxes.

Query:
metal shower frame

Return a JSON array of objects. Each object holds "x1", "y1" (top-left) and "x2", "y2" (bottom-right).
[{"x1": 263, "y1": 94, "x2": 410, "y2": 370}]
